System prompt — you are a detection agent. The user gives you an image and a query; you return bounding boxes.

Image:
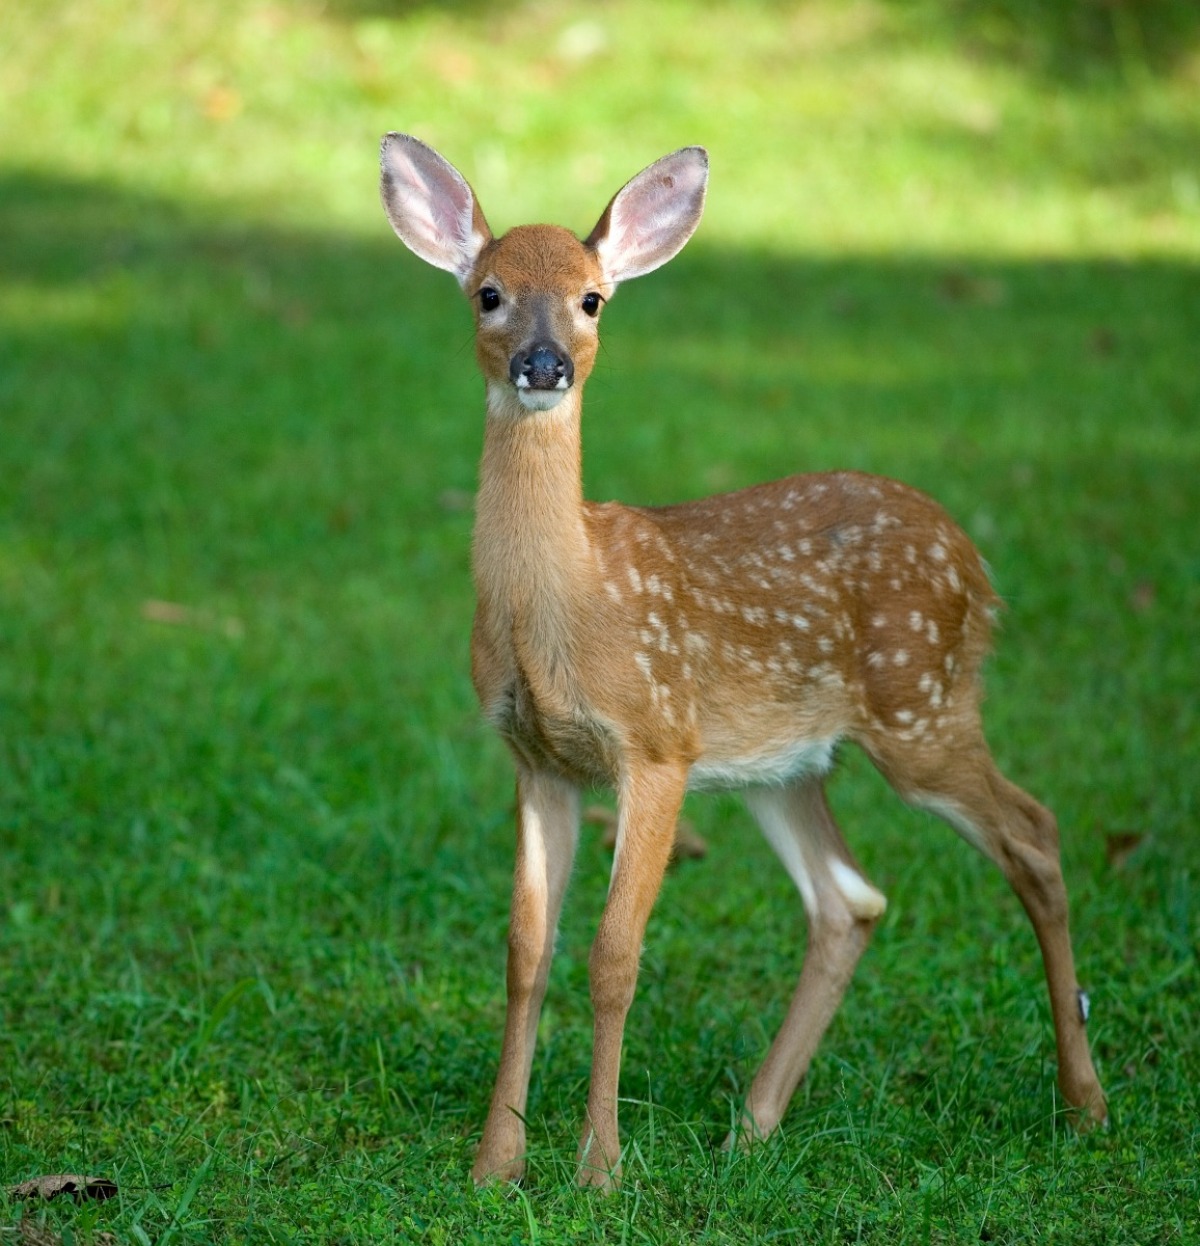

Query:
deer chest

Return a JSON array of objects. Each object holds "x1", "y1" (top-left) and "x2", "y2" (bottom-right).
[{"x1": 472, "y1": 623, "x2": 619, "y2": 785}]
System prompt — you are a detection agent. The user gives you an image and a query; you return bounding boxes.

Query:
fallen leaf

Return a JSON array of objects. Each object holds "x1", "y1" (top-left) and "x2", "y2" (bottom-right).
[
  {"x1": 141, "y1": 599, "x2": 244, "y2": 639},
  {"x1": 1090, "y1": 326, "x2": 1118, "y2": 357},
  {"x1": 6, "y1": 1174, "x2": 118, "y2": 1203},
  {"x1": 328, "y1": 503, "x2": 354, "y2": 532},
  {"x1": 437, "y1": 488, "x2": 475, "y2": 513},
  {"x1": 937, "y1": 269, "x2": 1006, "y2": 306},
  {"x1": 1104, "y1": 830, "x2": 1146, "y2": 870},
  {"x1": 669, "y1": 818, "x2": 708, "y2": 862},
  {"x1": 583, "y1": 805, "x2": 708, "y2": 865},
  {"x1": 1129, "y1": 581, "x2": 1156, "y2": 612},
  {"x1": 583, "y1": 804, "x2": 618, "y2": 831},
  {"x1": 6, "y1": 1223, "x2": 119, "y2": 1246}
]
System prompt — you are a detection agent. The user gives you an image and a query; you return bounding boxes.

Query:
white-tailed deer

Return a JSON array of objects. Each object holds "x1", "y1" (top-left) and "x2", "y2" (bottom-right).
[{"x1": 379, "y1": 135, "x2": 1107, "y2": 1189}]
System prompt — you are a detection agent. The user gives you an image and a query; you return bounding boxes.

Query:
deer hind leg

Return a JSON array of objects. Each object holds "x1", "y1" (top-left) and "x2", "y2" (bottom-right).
[
  {"x1": 577, "y1": 758, "x2": 688, "y2": 1190},
  {"x1": 735, "y1": 780, "x2": 888, "y2": 1144},
  {"x1": 872, "y1": 733, "x2": 1108, "y2": 1127},
  {"x1": 473, "y1": 766, "x2": 580, "y2": 1186}
]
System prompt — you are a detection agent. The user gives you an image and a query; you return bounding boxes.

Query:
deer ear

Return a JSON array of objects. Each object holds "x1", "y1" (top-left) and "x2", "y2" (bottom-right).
[
  {"x1": 586, "y1": 147, "x2": 708, "y2": 286},
  {"x1": 380, "y1": 133, "x2": 492, "y2": 288}
]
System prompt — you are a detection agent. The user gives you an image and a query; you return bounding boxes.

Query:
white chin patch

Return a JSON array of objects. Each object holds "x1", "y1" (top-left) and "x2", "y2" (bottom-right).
[{"x1": 517, "y1": 389, "x2": 568, "y2": 412}]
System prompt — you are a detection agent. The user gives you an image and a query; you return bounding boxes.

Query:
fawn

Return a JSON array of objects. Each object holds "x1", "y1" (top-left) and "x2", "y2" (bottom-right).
[{"x1": 379, "y1": 135, "x2": 1107, "y2": 1189}]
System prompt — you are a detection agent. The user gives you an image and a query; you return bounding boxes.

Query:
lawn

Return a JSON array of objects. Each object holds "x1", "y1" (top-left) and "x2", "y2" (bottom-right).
[{"x1": 1, "y1": 1, "x2": 1198, "y2": 1242}]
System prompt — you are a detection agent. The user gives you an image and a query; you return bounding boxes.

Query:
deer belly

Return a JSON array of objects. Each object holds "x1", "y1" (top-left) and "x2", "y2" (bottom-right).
[{"x1": 687, "y1": 733, "x2": 841, "y2": 792}]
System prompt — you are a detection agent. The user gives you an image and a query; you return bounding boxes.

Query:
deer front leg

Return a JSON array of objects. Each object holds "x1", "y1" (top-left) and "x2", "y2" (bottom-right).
[
  {"x1": 473, "y1": 766, "x2": 580, "y2": 1185},
  {"x1": 577, "y1": 759, "x2": 688, "y2": 1190}
]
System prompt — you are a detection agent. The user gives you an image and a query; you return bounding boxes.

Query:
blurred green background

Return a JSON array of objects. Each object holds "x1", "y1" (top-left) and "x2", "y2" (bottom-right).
[{"x1": 2, "y1": 1, "x2": 1198, "y2": 1242}]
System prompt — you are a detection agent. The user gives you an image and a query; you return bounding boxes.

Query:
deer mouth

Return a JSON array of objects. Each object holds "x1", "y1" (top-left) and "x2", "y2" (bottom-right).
[{"x1": 515, "y1": 386, "x2": 570, "y2": 412}]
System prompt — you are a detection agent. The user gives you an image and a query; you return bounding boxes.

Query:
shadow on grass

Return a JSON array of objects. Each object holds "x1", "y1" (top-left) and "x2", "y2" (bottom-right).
[
  {"x1": 1, "y1": 161, "x2": 1195, "y2": 860},
  {"x1": 881, "y1": 0, "x2": 1200, "y2": 83},
  {"x1": 2, "y1": 164, "x2": 1196, "y2": 541}
]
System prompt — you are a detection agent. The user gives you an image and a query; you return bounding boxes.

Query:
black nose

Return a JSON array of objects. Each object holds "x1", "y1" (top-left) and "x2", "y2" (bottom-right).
[{"x1": 510, "y1": 343, "x2": 574, "y2": 391}]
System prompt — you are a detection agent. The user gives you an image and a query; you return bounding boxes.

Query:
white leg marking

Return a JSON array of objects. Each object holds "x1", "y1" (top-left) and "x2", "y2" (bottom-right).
[
  {"x1": 519, "y1": 802, "x2": 550, "y2": 906},
  {"x1": 828, "y1": 858, "x2": 887, "y2": 920},
  {"x1": 744, "y1": 788, "x2": 820, "y2": 918}
]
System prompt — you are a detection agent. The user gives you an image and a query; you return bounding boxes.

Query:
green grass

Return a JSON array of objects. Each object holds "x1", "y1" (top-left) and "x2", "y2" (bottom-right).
[{"x1": 2, "y1": 1, "x2": 1198, "y2": 1241}]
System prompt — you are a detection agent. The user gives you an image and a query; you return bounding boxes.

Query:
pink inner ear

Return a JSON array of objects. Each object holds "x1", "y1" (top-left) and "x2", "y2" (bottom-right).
[
  {"x1": 391, "y1": 145, "x2": 467, "y2": 235},
  {"x1": 601, "y1": 154, "x2": 706, "y2": 283},
  {"x1": 429, "y1": 170, "x2": 474, "y2": 248},
  {"x1": 583, "y1": 147, "x2": 707, "y2": 285},
  {"x1": 383, "y1": 137, "x2": 483, "y2": 279}
]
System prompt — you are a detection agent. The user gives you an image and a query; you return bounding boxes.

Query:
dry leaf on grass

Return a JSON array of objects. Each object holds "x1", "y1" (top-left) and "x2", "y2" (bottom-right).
[
  {"x1": 1103, "y1": 830, "x2": 1147, "y2": 871},
  {"x1": 141, "y1": 599, "x2": 244, "y2": 639},
  {"x1": 583, "y1": 804, "x2": 708, "y2": 864},
  {"x1": 2, "y1": 1222, "x2": 119, "y2": 1246},
  {"x1": 1128, "y1": 580, "x2": 1156, "y2": 612},
  {"x1": 5, "y1": 1175, "x2": 118, "y2": 1204},
  {"x1": 437, "y1": 488, "x2": 475, "y2": 513}
]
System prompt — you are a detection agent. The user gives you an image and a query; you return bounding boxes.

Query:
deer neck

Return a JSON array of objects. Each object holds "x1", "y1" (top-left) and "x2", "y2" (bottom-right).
[{"x1": 472, "y1": 387, "x2": 595, "y2": 637}]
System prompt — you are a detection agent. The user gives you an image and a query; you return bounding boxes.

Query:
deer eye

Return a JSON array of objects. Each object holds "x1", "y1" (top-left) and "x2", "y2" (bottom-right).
[
  {"x1": 581, "y1": 292, "x2": 602, "y2": 317},
  {"x1": 478, "y1": 287, "x2": 501, "y2": 313}
]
